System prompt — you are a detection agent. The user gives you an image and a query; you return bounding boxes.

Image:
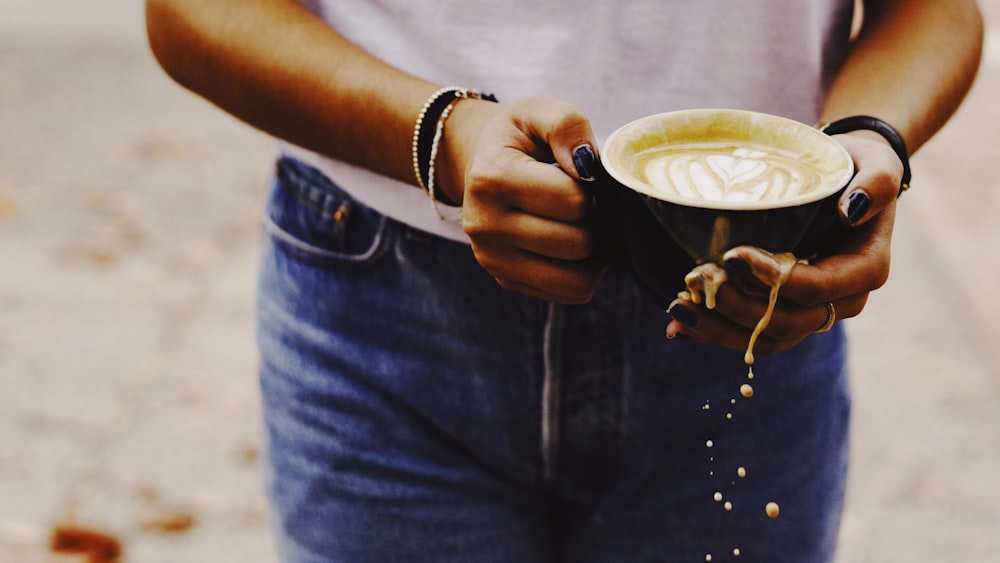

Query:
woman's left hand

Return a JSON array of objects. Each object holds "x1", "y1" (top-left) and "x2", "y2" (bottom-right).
[{"x1": 664, "y1": 132, "x2": 904, "y2": 355}]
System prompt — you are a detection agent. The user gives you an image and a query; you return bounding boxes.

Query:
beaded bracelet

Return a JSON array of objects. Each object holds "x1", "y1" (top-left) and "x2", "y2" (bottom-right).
[
  {"x1": 411, "y1": 86, "x2": 497, "y2": 213},
  {"x1": 818, "y1": 115, "x2": 911, "y2": 196}
]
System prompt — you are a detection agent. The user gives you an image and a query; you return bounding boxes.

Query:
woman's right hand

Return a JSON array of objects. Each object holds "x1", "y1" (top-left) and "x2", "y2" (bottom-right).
[{"x1": 439, "y1": 96, "x2": 608, "y2": 304}]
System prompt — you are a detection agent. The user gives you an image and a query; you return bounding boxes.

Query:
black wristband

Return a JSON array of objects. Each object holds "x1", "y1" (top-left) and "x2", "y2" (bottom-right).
[{"x1": 819, "y1": 116, "x2": 911, "y2": 197}]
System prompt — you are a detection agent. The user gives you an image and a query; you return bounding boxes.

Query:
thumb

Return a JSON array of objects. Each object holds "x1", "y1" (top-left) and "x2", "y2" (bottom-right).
[
  {"x1": 515, "y1": 97, "x2": 600, "y2": 182},
  {"x1": 833, "y1": 133, "x2": 904, "y2": 226}
]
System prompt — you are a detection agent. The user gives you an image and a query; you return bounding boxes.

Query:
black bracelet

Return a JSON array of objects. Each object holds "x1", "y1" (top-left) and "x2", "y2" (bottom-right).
[{"x1": 818, "y1": 115, "x2": 911, "y2": 197}]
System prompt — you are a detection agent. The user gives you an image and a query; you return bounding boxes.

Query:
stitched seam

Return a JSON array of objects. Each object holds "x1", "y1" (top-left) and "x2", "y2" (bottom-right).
[
  {"x1": 541, "y1": 302, "x2": 564, "y2": 482},
  {"x1": 263, "y1": 212, "x2": 388, "y2": 264}
]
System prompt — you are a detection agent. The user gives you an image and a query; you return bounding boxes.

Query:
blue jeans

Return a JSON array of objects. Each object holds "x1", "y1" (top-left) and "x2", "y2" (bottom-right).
[{"x1": 256, "y1": 157, "x2": 850, "y2": 563}]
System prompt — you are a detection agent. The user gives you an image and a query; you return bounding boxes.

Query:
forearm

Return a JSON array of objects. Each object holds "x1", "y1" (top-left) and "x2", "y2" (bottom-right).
[
  {"x1": 820, "y1": 0, "x2": 983, "y2": 153},
  {"x1": 145, "y1": 0, "x2": 436, "y2": 186}
]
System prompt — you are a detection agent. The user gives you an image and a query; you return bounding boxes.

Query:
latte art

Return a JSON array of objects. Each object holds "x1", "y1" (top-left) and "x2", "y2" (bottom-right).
[{"x1": 636, "y1": 143, "x2": 829, "y2": 204}]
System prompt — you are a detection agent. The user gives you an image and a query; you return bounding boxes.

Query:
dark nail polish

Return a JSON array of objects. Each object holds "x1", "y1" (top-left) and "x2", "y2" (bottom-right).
[
  {"x1": 845, "y1": 191, "x2": 870, "y2": 225},
  {"x1": 724, "y1": 257, "x2": 753, "y2": 277},
  {"x1": 572, "y1": 144, "x2": 597, "y2": 181},
  {"x1": 667, "y1": 304, "x2": 699, "y2": 328}
]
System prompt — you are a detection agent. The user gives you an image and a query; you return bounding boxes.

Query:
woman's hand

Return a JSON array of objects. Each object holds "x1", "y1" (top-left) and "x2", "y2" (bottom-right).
[
  {"x1": 440, "y1": 96, "x2": 607, "y2": 304},
  {"x1": 665, "y1": 132, "x2": 903, "y2": 354}
]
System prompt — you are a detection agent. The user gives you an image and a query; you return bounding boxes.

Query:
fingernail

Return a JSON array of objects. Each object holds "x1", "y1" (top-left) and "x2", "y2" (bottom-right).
[
  {"x1": 667, "y1": 303, "x2": 699, "y2": 328},
  {"x1": 844, "y1": 191, "x2": 870, "y2": 225},
  {"x1": 572, "y1": 144, "x2": 597, "y2": 182},
  {"x1": 724, "y1": 257, "x2": 753, "y2": 277}
]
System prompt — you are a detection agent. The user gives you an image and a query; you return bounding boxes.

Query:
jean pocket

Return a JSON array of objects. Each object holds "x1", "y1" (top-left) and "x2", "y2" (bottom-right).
[{"x1": 264, "y1": 156, "x2": 393, "y2": 265}]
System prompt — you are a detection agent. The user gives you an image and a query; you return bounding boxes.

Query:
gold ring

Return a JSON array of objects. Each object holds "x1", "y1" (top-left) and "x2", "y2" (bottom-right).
[{"x1": 815, "y1": 302, "x2": 836, "y2": 333}]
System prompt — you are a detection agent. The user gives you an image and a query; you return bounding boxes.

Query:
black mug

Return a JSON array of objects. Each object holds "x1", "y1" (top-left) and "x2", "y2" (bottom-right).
[{"x1": 594, "y1": 109, "x2": 855, "y2": 308}]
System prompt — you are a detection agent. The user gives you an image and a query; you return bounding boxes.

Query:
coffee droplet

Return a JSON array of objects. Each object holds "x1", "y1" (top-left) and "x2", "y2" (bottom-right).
[
  {"x1": 706, "y1": 440, "x2": 714, "y2": 448},
  {"x1": 705, "y1": 555, "x2": 713, "y2": 562},
  {"x1": 741, "y1": 253, "x2": 797, "y2": 364},
  {"x1": 724, "y1": 501, "x2": 733, "y2": 511},
  {"x1": 765, "y1": 502, "x2": 780, "y2": 518},
  {"x1": 714, "y1": 492, "x2": 723, "y2": 502},
  {"x1": 733, "y1": 547, "x2": 742, "y2": 557},
  {"x1": 740, "y1": 383, "x2": 754, "y2": 398},
  {"x1": 737, "y1": 466, "x2": 747, "y2": 478},
  {"x1": 726, "y1": 413, "x2": 733, "y2": 420}
]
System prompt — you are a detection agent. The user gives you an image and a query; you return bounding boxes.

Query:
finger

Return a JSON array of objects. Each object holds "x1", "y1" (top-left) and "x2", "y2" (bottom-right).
[
  {"x1": 721, "y1": 246, "x2": 798, "y2": 290},
  {"x1": 666, "y1": 295, "x2": 859, "y2": 357},
  {"x1": 494, "y1": 275, "x2": 602, "y2": 305},
  {"x1": 509, "y1": 96, "x2": 600, "y2": 183},
  {"x1": 666, "y1": 298, "x2": 772, "y2": 352},
  {"x1": 708, "y1": 281, "x2": 869, "y2": 340},
  {"x1": 465, "y1": 152, "x2": 592, "y2": 222},
  {"x1": 669, "y1": 317, "x2": 785, "y2": 358},
  {"x1": 833, "y1": 133, "x2": 904, "y2": 226},
  {"x1": 722, "y1": 206, "x2": 894, "y2": 306},
  {"x1": 503, "y1": 213, "x2": 595, "y2": 261},
  {"x1": 784, "y1": 207, "x2": 893, "y2": 305},
  {"x1": 461, "y1": 187, "x2": 593, "y2": 261},
  {"x1": 466, "y1": 210, "x2": 594, "y2": 261},
  {"x1": 471, "y1": 242, "x2": 607, "y2": 303}
]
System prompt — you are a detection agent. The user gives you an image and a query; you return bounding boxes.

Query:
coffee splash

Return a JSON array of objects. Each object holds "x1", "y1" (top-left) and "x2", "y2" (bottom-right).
[
  {"x1": 685, "y1": 247, "x2": 795, "y2": 560},
  {"x1": 682, "y1": 247, "x2": 798, "y2": 364}
]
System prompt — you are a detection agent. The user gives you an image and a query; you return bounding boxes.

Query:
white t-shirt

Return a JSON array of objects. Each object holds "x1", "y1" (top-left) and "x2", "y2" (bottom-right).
[{"x1": 283, "y1": 0, "x2": 855, "y2": 243}]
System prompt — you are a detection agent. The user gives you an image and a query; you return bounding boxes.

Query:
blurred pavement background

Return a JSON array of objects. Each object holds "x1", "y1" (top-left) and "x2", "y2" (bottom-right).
[{"x1": 1, "y1": 1, "x2": 998, "y2": 561}]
